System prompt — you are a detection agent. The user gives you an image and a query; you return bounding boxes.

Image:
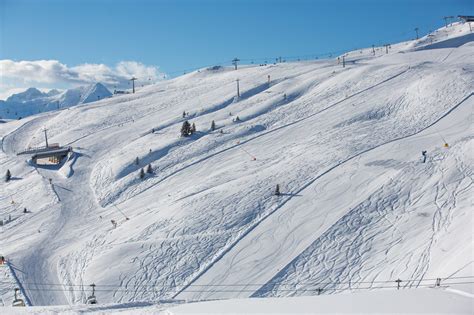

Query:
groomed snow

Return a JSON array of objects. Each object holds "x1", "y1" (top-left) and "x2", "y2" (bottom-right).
[{"x1": 2, "y1": 288, "x2": 472, "y2": 314}]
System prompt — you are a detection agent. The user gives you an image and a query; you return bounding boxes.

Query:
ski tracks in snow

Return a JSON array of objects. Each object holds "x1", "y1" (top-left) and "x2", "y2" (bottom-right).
[{"x1": 176, "y1": 93, "x2": 473, "y2": 300}]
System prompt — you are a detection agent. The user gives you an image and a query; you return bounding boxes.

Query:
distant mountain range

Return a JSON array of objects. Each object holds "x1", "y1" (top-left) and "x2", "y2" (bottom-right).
[{"x1": 0, "y1": 83, "x2": 112, "y2": 119}]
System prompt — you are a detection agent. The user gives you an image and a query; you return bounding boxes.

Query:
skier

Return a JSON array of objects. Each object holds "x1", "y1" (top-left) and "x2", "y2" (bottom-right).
[{"x1": 422, "y1": 150, "x2": 427, "y2": 163}]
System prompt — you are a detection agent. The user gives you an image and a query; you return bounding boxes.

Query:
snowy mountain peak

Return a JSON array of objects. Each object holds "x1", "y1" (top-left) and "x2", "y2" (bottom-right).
[
  {"x1": 80, "y1": 82, "x2": 112, "y2": 103},
  {"x1": 46, "y1": 89, "x2": 62, "y2": 96},
  {"x1": 6, "y1": 87, "x2": 44, "y2": 103},
  {"x1": 0, "y1": 83, "x2": 112, "y2": 119}
]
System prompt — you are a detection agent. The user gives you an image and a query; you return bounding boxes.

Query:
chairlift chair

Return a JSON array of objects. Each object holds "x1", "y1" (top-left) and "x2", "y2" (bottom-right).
[
  {"x1": 12, "y1": 288, "x2": 25, "y2": 307},
  {"x1": 86, "y1": 283, "x2": 98, "y2": 304}
]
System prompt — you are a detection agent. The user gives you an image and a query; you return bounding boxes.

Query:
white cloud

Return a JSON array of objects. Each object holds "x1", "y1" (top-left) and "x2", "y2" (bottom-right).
[{"x1": 0, "y1": 59, "x2": 166, "y2": 100}]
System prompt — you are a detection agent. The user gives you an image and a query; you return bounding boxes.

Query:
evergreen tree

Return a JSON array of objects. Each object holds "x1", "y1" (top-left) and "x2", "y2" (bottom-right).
[
  {"x1": 146, "y1": 163, "x2": 153, "y2": 174},
  {"x1": 274, "y1": 184, "x2": 280, "y2": 196},
  {"x1": 182, "y1": 111, "x2": 186, "y2": 118},
  {"x1": 181, "y1": 120, "x2": 191, "y2": 137},
  {"x1": 235, "y1": 116, "x2": 240, "y2": 122},
  {"x1": 139, "y1": 168, "x2": 145, "y2": 179},
  {"x1": 211, "y1": 120, "x2": 216, "y2": 131},
  {"x1": 191, "y1": 122, "x2": 196, "y2": 134},
  {"x1": 135, "y1": 157, "x2": 139, "y2": 165},
  {"x1": 5, "y1": 169, "x2": 11, "y2": 182}
]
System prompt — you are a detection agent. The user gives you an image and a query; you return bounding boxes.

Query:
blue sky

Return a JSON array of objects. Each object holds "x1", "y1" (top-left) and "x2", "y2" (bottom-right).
[{"x1": 0, "y1": 0, "x2": 472, "y2": 98}]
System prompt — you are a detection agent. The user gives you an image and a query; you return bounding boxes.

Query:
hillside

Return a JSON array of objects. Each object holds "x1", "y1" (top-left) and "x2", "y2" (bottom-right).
[
  {"x1": 0, "y1": 21, "x2": 473, "y2": 310},
  {"x1": 0, "y1": 83, "x2": 112, "y2": 120},
  {"x1": 3, "y1": 288, "x2": 473, "y2": 314}
]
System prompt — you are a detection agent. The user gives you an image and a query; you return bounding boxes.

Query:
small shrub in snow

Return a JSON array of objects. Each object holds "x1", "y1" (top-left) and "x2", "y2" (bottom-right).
[
  {"x1": 5, "y1": 169, "x2": 11, "y2": 182},
  {"x1": 146, "y1": 164, "x2": 153, "y2": 174}
]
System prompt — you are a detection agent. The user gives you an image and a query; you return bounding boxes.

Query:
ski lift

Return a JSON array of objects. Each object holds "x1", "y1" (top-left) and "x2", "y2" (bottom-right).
[
  {"x1": 86, "y1": 283, "x2": 98, "y2": 304},
  {"x1": 12, "y1": 288, "x2": 25, "y2": 307}
]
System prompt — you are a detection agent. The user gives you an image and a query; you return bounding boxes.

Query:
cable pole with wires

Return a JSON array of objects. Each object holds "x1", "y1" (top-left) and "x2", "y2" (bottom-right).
[
  {"x1": 443, "y1": 16, "x2": 454, "y2": 28},
  {"x1": 130, "y1": 77, "x2": 137, "y2": 93},
  {"x1": 232, "y1": 58, "x2": 240, "y2": 70}
]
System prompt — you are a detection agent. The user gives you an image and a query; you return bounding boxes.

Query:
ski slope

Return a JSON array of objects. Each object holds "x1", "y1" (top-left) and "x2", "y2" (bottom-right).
[
  {"x1": 2, "y1": 288, "x2": 473, "y2": 314},
  {"x1": 0, "y1": 22, "x2": 473, "y2": 308}
]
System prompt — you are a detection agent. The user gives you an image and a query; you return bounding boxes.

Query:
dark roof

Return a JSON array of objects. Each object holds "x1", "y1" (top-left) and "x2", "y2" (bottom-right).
[
  {"x1": 32, "y1": 147, "x2": 71, "y2": 159},
  {"x1": 458, "y1": 15, "x2": 474, "y2": 22}
]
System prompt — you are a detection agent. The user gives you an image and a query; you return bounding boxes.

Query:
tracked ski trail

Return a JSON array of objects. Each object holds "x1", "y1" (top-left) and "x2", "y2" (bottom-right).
[
  {"x1": 110, "y1": 67, "x2": 411, "y2": 206},
  {"x1": 1, "y1": 26, "x2": 472, "y2": 306},
  {"x1": 176, "y1": 94, "x2": 472, "y2": 300},
  {"x1": 255, "y1": 96, "x2": 473, "y2": 297}
]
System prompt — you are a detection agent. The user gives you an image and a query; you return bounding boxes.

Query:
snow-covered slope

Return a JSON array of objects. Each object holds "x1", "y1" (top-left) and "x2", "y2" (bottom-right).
[
  {"x1": 2, "y1": 288, "x2": 472, "y2": 314},
  {"x1": 0, "y1": 22, "x2": 473, "y2": 310},
  {"x1": 0, "y1": 83, "x2": 112, "y2": 119}
]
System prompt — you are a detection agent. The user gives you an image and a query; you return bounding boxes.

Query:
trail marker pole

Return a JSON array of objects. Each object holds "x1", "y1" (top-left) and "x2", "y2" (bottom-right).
[{"x1": 236, "y1": 79, "x2": 240, "y2": 98}]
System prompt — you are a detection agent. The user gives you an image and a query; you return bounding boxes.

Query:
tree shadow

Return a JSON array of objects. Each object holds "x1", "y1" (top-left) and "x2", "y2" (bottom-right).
[
  {"x1": 55, "y1": 185, "x2": 73, "y2": 192},
  {"x1": 279, "y1": 193, "x2": 303, "y2": 197}
]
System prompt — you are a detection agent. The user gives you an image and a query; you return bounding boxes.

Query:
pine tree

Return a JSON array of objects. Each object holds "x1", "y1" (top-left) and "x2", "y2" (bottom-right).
[
  {"x1": 275, "y1": 184, "x2": 280, "y2": 196},
  {"x1": 139, "y1": 168, "x2": 145, "y2": 179},
  {"x1": 5, "y1": 169, "x2": 11, "y2": 182},
  {"x1": 211, "y1": 120, "x2": 216, "y2": 131},
  {"x1": 235, "y1": 116, "x2": 240, "y2": 122},
  {"x1": 181, "y1": 121, "x2": 191, "y2": 137},
  {"x1": 135, "y1": 157, "x2": 139, "y2": 165},
  {"x1": 191, "y1": 122, "x2": 196, "y2": 134},
  {"x1": 146, "y1": 163, "x2": 153, "y2": 174},
  {"x1": 182, "y1": 111, "x2": 186, "y2": 118}
]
